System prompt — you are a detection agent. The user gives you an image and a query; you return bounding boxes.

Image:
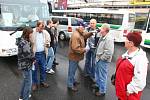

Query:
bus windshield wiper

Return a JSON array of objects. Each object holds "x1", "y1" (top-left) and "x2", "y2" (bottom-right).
[{"x1": 9, "y1": 27, "x2": 24, "y2": 36}]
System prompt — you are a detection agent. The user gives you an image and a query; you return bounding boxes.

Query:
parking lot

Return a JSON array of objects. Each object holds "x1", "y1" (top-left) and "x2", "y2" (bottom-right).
[{"x1": 0, "y1": 41, "x2": 150, "y2": 100}]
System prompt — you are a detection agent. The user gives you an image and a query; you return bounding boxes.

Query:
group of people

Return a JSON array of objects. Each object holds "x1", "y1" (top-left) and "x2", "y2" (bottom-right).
[
  {"x1": 17, "y1": 19, "x2": 59, "y2": 100},
  {"x1": 17, "y1": 17, "x2": 149, "y2": 100},
  {"x1": 67, "y1": 19, "x2": 114, "y2": 97},
  {"x1": 67, "y1": 18, "x2": 149, "y2": 100}
]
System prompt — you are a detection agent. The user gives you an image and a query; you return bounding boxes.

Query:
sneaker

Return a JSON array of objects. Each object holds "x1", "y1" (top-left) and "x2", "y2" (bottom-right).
[
  {"x1": 46, "y1": 69, "x2": 55, "y2": 74},
  {"x1": 29, "y1": 94, "x2": 31, "y2": 98},
  {"x1": 19, "y1": 94, "x2": 31, "y2": 100}
]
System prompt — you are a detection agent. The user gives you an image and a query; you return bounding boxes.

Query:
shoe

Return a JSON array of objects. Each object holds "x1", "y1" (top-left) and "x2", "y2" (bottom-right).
[
  {"x1": 40, "y1": 82, "x2": 49, "y2": 88},
  {"x1": 53, "y1": 62, "x2": 59, "y2": 65},
  {"x1": 46, "y1": 69, "x2": 55, "y2": 74},
  {"x1": 73, "y1": 81, "x2": 80, "y2": 86},
  {"x1": 29, "y1": 94, "x2": 31, "y2": 98},
  {"x1": 32, "y1": 84, "x2": 38, "y2": 91},
  {"x1": 67, "y1": 86, "x2": 78, "y2": 92},
  {"x1": 95, "y1": 92, "x2": 105, "y2": 96},
  {"x1": 19, "y1": 94, "x2": 31, "y2": 100}
]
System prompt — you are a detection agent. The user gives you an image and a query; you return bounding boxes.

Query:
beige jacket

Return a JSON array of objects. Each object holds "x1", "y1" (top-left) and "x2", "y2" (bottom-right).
[{"x1": 31, "y1": 28, "x2": 50, "y2": 58}]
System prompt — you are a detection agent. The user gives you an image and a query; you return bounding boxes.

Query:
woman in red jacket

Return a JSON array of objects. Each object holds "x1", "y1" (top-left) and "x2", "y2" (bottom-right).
[{"x1": 115, "y1": 31, "x2": 149, "y2": 100}]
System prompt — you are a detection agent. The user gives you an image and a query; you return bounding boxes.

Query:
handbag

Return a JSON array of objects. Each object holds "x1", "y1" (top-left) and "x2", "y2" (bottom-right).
[{"x1": 111, "y1": 73, "x2": 116, "y2": 85}]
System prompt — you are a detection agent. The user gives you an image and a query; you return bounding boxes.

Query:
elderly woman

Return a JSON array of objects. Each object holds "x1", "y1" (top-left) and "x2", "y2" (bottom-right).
[{"x1": 115, "y1": 31, "x2": 149, "y2": 100}]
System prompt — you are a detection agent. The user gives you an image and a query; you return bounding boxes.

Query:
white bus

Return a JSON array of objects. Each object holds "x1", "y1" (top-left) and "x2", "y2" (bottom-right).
[
  {"x1": 0, "y1": 0, "x2": 49, "y2": 56},
  {"x1": 52, "y1": 8, "x2": 136, "y2": 42}
]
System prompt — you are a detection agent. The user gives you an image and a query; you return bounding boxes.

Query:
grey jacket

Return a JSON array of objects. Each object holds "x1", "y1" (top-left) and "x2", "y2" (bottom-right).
[{"x1": 96, "y1": 33, "x2": 114, "y2": 62}]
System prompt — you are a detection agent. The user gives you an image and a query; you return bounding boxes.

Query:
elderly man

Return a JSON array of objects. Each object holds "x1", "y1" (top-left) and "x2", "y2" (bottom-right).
[
  {"x1": 84, "y1": 19, "x2": 100, "y2": 81},
  {"x1": 94, "y1": 23, "x2": 114, "y2": 96},
  {"x1": 67, "y1": 24, "x2": 93, "y2": 91}
]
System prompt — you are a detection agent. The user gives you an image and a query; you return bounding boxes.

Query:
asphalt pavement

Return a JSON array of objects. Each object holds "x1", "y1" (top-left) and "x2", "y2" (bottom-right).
[{"x1": 0, "y1": 40, "x2": 150, "y2": 100}]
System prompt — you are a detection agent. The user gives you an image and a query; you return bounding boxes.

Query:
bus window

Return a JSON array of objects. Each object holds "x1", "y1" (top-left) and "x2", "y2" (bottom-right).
[
  {"x1": 113, "y1": 14, "x2": 123, "y2": 25},
  {"x1": 97, "y1": 13, "x2": 123, "y2": 25},
  {"x1": 129, "y1": 13, "x2": 135, "y2": 22},
  {"x1": 134, "y1": 13, "x2": 148, "y2": 30}
]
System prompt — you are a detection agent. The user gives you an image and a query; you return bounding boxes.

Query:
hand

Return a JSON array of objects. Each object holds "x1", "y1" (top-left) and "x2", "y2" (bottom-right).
[
  {"x1": 36, "y1": 27, "x2": 40, "y2": 32},
  {"x1": 45, "y1": 40, "x2": 50, "y2": 47},
  {"x1": 33, "y1": 60, "x2": 36, "y2": 64},
  {"x1": 126, "y1": 91, "x2": 130, "y2": 96},
  {"x1": 85, "y1": 45, "x2": 90, "y2": 52}
]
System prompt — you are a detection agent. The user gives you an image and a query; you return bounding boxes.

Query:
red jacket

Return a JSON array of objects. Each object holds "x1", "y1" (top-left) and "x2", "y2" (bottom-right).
[{"x1": 115, "y1": 57, "x2": 142, "y2": 100}]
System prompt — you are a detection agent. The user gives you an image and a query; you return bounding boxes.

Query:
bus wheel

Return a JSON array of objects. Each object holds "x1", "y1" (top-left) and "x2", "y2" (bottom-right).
[{"x1": 59, "y1": 32, "x2": 66, "y2": 41}]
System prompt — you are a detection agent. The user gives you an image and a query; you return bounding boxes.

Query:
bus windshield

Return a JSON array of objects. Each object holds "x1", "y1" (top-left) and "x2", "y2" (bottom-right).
[{"x1": 0, "y1": 0, "x2": 49, "y2": 31}]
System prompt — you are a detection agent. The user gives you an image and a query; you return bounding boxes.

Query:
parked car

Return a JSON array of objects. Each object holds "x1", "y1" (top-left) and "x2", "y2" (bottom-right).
[{"x1": 50, "y1": 16, "x2": 84, "y2": 40}]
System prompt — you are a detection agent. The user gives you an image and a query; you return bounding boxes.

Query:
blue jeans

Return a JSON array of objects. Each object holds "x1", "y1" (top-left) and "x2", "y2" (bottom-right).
[
  {"x1": 20, "y1": 68, "x2": 32, "y2": 100},
  {"x1": 95, "y1": 60, "x2": 109, "y2": 93},
  {"x1": 46, "y1": 47, "x2": 55, "y2": 70},
  {"x1": 52, "y1": 42, "x2": 58, "y2": 64},
  {"x1": 52, "y1": 42, "x2": 58, "y2": 55},
  {"x1": 84, "y1": 49, "x2": 96, "y2": 79},
  {"x1": 67, "y1": 60, "x2": 78, "y2": 88},
  {"x1": 32, "y1": 51, "x2": 46, "y2": 84}
]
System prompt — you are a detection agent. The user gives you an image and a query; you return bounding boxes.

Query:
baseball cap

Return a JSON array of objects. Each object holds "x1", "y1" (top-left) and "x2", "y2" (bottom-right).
[{"x1": 78, "y1": 21, "x2": 86, "y2": 28}]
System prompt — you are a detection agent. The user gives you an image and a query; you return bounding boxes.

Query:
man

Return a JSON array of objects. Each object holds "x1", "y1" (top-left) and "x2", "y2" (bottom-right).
[
  {"x1": 45, "y1": 19, "x2": 55, "y2": 74},
  {"x1": 51, "y1": 18, "x2": 59, "y2": 66},
  {"x1": 31, "y1": 20, "x2": 50, "y2": 91},
  {"x1": 67, "y1": 23, "x2": 93, "y2": 91},
  {"x1": 84, "y1": 19, "x2": 99, "y2": 81},
  {"x1": 94, "y1": 23, "x2": 114, "y2": 96}
]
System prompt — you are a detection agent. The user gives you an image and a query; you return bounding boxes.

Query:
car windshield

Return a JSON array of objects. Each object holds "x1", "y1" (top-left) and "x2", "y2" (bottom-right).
[{"x1": 0, "y1": 0, "x2": 49, "y2": 31}]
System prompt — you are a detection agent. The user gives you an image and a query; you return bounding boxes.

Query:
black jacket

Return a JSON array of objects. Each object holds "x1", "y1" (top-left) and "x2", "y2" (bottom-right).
[{"x1": 45, "y1": 26, "x2": 57, "y2": 47}]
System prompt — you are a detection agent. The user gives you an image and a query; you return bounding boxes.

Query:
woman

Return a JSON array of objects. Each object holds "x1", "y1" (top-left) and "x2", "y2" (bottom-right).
[
  {"x1": 17, "y1": 27, "x2": 35, "y2": 100},
  {"x1": 115, "y1": 31, "x2": 149, "y2": 100}
]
